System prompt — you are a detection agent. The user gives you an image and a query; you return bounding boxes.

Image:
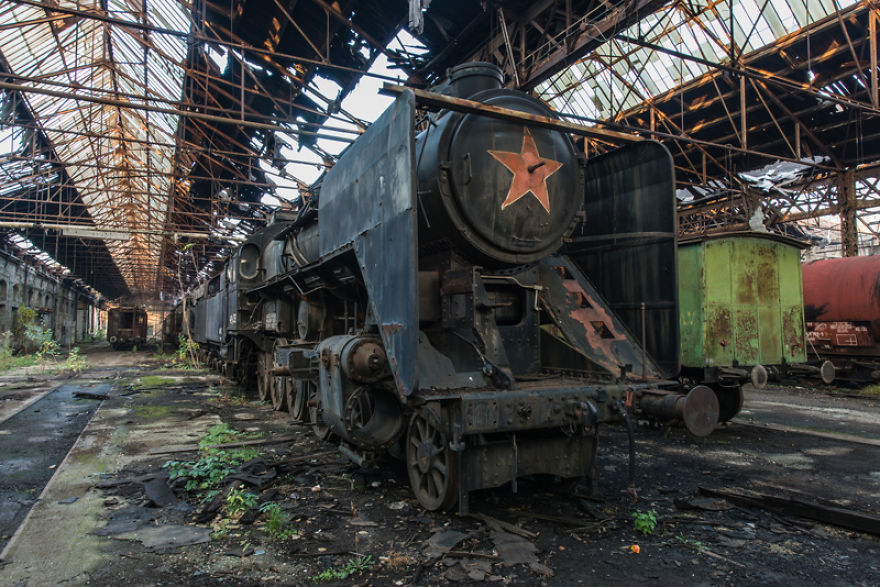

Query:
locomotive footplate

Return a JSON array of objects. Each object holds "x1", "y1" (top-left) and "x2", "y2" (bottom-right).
[{"x1": 424, "y1": 381, "x2": 666, "y2": 436}]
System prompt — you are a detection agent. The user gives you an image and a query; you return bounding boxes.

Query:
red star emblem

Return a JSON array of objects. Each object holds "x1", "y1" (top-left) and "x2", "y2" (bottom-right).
[{"x1": 489, "y1": 128, "x2": 563, "y2": 213}]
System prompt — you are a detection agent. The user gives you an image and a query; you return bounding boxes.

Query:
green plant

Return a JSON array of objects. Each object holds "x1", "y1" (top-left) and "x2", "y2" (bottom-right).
[
  {"x1": 313, "y1": 555, "x2": 375, "y2": 582},
  {"x1": 199, "y1": 423, "x2": 261, "y2": 450},
  {"x1": 224, "y1": 486, "x2": 259, "y2": 516},
  {"x1": 632, "y1": 509, "x2": 658, "y2": 535},
  {"x1": 13, "y1": 306, "x2": 38, "y2": 351},
  {"x1": 174, "y1": 334, "x2": 200, "y2": 368},
  {"x1": 211, "y1": 518, "x2": 232, "y2": 540},
  {"x1": 35, "y1": 329, "x2": 59, "y2": 362},
  {"x1": 0, "y1": 331, "x2": 37, "y2": 372},
  {"x1": 163, "y1": 423, "x2": 263, "y2": 499},
  {"x1": 676, "y1": 532, "x2": 704, "y2": 551},
  {"x1": 260, "y1": 502, "x2": 298, "y2": 539},
  {"x1": 65, "y1": 347, "x2": 89, "y2": 374},
  {"x1": 164, "y1": 448, "x2": 258, "y2": 493}
]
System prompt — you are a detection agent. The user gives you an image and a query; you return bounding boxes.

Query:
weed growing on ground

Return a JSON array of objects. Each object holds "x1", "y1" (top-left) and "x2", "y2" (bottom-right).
[
  {"x1": 210, "y1": 385, "x2": 248, "y2": 406},
  {"x1": 677, "y1": 532, "x2": 704, "y2": 551},
  {"x1": 312, "y1": 555, "x2": 375, "y2": 582},
  {"x1": 0, "y1": 332, "x2": 37, "y2": 372},
  {"x1": 211, "y1": 518, "x2": 233, "y2": 539},
  {"x1": 859, "y1": 384, "x2": 880, "y2": 397},
  {"x1": 164, "y1": 447, "x2": 260, "y2": 493},
  {"x1": 633, "y1": 509, "x2": 658, "y2": 535},
  {"x1": 259, "y1": 502, "x2": 298, "y2": 539},
  {"x1": 174, "y1": 334, "x2": 200, "y2": 368},
  {"x1": 65, "y1": 347, "x2": 89, "y2": 374},
  {"x1": 163, "y1": 423, "x2": 262, "y2": 496},
  {"x1": 199, "y1": 422, "x2": 262, "y2": 450},
  {"x1": 224, "y1": 485, "x2": 259, "y2": 516}
]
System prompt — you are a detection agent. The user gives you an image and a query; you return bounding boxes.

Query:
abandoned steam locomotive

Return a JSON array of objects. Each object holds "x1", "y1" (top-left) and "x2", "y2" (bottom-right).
[{"x1": 168, "y1": 63, "x2": 721, "y2": 511}]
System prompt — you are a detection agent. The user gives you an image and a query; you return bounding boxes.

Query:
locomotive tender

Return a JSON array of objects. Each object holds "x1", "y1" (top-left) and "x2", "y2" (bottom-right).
[{"x1": 174, "y1": 63, "x2": 720, "y2": 511}]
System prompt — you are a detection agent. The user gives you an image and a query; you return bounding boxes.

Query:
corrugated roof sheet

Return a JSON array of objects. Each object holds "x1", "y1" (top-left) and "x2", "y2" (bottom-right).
[
  {"x1": 0, "y1": 0, "x2": 188, "y2": 292},
  {"x1": 538, "y1": 0, "x2": 859, "y2": 121}
]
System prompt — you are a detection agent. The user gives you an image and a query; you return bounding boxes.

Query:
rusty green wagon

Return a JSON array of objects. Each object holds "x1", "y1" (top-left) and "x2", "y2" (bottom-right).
[{"x1": 678, "y1": 231, "x2": 831, "y2": 421}]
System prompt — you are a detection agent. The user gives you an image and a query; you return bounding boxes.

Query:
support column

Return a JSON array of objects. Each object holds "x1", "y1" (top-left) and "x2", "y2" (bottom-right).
[{"x1": 838, "y1": 169, "x2": 858, "y2": 257}]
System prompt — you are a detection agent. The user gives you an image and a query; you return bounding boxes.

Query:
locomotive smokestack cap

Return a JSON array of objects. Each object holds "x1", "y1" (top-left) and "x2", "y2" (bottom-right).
[{"x1": 448, "y1": 62, "x2": 504, "y2": 99}]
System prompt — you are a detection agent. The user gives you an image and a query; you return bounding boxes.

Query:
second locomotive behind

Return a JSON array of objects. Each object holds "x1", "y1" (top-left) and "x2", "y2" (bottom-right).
[{"x1": 176, "y1": 63, "x2": 721, "y2": 511}]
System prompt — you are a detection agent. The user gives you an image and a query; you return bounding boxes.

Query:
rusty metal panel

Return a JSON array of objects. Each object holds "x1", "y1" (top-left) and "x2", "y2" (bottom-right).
[
  {"x1": 319, "y1": 91, "x2": 418, "y2": 397},
  {"x1": 734, "y1": 309, "x2": 759, "y2": 365},
  {"x1": 678, "y1": 243, "x2": 704, "y2": 367},
  {"x1": 567, "y1": 140, "x2": 679, "y2": 377},
  {"x1": 680, "y1": 232, "x2": 808, "y2": 369},
  {"x1": 538, "y1": 256, "x2": 661, "y2": 380},
  {"x1": 803, "y1": 255, "x2": 880, "y2": 342}
]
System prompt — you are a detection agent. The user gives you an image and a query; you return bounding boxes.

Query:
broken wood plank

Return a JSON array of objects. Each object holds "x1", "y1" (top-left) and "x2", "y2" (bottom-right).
[
  {"x1": 148, "y1": 434, "x2": 298, "y2": 455},
  {"x1": 699, "y1": 486, "x2": 880, "y2": 536},
  {"x1": 470, "y1": 512, "x2": 537, "y2": 539}
]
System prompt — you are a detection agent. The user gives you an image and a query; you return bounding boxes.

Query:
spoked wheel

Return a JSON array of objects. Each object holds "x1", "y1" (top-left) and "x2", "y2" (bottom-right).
[
  {"x1": 287, "y1": 379, "x2": 308, "y2": 422},
  {"x1": 257, "y1": 353, "x2": 272, "y2": 402},
  {"x1": 713, "y1": 383, "x2": 744, "y2": 422},
  {"x1": 406, "y1": 410, "x2": 459, "y2": 511},
  {"x1": 307, "y1": 381, "x2": 333, "y2": 440},
  {"x1": 271, "y1": 376, "x2": 288, "y2": 411}
]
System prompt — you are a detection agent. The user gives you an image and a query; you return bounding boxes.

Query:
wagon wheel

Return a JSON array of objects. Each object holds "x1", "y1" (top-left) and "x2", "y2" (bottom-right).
[
  {"x1": 257, "y1": 353, "x2": 271, "y2": 402},
  {"x1": 406, "y1": 410, "x2": 459, "y2": 511},
  {"x1": 713, "y1": 383, "x2": 744, "y2": 423},
  {"x1": 286, "y1": 379, "x2": 308, "y2": 422},
  {"x1": 307, "y1": 381, "x2": 333, "y2": 440},
  {"x1": 271, "y1": 376, "x2": 288, "y2": 411}
]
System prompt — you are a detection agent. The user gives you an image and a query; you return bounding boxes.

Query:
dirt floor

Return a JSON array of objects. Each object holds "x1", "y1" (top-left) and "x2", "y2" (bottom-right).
[{"x1": 1, "y1": 347, "x2": 879, "y2": 586}]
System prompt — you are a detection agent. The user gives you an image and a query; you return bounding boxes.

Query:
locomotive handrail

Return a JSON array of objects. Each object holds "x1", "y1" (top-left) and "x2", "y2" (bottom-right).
[{"x1": 381, "y1": 84, "x2": 641, "y2": 144}]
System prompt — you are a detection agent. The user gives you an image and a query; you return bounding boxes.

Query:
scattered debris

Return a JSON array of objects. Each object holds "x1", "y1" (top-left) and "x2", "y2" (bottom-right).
[
  {"x1": 423, "y1": 530, "x2": 469, "y2": 558},
  {"x1": 115, "y1": 524, "x2": 212, "y2": 548},
  {"x1": 471, "y1": 512, "x2": 536, "y2": 538},
  {"x1": 699, "y1": 486, "x2": 880, "y2": 536},
  {"x1": 140, "y1": 476, "x2": 178, "y2": 507},
  {"x1": 73, "y1": 390, "x2": 110, "y2": 401},
  {"x1": 674, "y1": 496, "x2": 734, "y2": 512},
  {"x1": 148, "y1": 434, "x2": 298, "y2": 456},
  {"x1": 490, "y1": 530, "x2": 538, "y2": 567}
]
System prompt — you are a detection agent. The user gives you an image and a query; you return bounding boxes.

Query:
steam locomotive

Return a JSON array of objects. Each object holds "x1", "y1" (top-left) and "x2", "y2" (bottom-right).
[{"x1": 167, "y1": 63, "x2": 722, "y2": 511}]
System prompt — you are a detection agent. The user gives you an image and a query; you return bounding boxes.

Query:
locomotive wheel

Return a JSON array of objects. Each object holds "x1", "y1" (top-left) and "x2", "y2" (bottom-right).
[
  {"x1": 257, "y1": 354, "x2": 271, "y2": 402},
  {"x1": 271, "y1": 376, "x2": 288, "y2": 411},
  {"x1": 713, "y1": 383, "x2": 744, "y2": 423},
  {"x1": 406, "y1": 410, "x2": 459, "y2": 511},
  {"x1": 307, "y1": 381, "x2": 333, "y2": 440},
  {"x1": 287, "y1": 379, "x2": 308, "y2": 422}
]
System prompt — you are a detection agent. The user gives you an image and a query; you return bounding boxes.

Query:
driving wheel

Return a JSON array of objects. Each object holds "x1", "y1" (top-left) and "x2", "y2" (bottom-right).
[
  {"x1": 307, "y1": 381, "x2": 333, "y2": 440},
  {"x1": 257, "y1": 353, "x2": 271, "y2": 401},
  {"x1": 271, "y1": 375, "x2": 288, "y2": 411},
  {"x1": 406, "y1": 410, "x2": 459, "y2": 511},
  {"x1": 287, "y1": 379, "x2": 308, "y2": 422}
]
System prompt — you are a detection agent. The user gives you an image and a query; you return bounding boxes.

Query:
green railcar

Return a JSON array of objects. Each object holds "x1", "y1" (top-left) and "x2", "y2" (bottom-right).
[{"x1": 678, "y1": 232, "x2": 818, "y2": 417}]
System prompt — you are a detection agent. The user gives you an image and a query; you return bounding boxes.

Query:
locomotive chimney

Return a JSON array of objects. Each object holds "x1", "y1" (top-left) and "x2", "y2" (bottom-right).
[{"x1": 448, "y1": 62, "x2": 504, "y2": 99}]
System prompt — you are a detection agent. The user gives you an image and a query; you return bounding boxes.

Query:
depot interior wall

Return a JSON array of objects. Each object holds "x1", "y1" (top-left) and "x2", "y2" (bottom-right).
[{"x1": 0, "y1": 251, "x2": 102, "y2": 347}]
